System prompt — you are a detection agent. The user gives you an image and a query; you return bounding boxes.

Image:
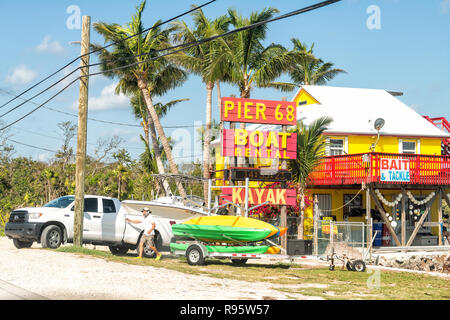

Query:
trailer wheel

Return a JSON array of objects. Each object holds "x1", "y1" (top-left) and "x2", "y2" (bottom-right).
[
  {"x1": 186, "y1": 245, "x2": 205, "y2": 266},
  {"x1": 13, "y1": 239, "x2": 33, "y2": 249},
  {"x1": 109, "y1": 245, "x2": 129, "y2": 256},
  {"x1": 352, "y1": 260, "x2": 366, "y2": 272},
  {"x1": 346, "y1": 260, "x2": 354, "y2": 271},
  {"x1": 231, "y1": 258, "x2": 248, "y2": 266}
]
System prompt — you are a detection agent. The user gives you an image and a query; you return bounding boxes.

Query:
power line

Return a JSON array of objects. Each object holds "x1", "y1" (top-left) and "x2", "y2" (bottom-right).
[
  {"x1": 0, "y1": 77, "x2": 79, "y2": 131},
  {"x1": 0, "y1": 88, "x2": 206, "y2": 129},
  {"x1": 86, "y1": 0, "x2": 342, "y2": 76},
  {"x1": 0, "y1": 0, "x2": 217, "y2": 111},
  {"x1": 0, "y1": 0, "x2": 341, "y2": 129}
]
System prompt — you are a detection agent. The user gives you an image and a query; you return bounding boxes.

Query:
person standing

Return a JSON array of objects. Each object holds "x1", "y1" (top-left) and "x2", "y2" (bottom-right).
[{"x1": 126, "y1": 207, "x2": 162, "y2": 260}]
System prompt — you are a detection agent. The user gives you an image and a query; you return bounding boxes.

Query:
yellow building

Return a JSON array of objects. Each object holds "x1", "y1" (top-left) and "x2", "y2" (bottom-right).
[{"x1": 293, "y1": 85, "x2": 450, "y2": 247}]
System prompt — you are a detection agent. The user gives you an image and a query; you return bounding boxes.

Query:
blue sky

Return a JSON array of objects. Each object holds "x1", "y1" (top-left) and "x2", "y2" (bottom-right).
[{"x1": 0, "y1": 0, "x2": 449, "y2": 163}]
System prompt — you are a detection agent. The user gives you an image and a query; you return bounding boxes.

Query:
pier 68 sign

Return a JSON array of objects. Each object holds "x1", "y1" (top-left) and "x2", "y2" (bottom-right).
[
  {"x1": 380, "y1": 158, "x2": 410, "y2": 182},
  {"x1": 221, "y1": 97, "x2": 297, "y2": 160},
  {"x1": 220, "y1": 97, "x2": 297, "y2": 206}
]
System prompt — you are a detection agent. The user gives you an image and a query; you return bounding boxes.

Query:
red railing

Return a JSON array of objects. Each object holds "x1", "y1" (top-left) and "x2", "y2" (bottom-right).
[
  {"x1": 423, "y1": 116, "x2": 450, "y2": 155},
  {"x1": 308, "y1": 152, "x2": 450, "y2": 186}
]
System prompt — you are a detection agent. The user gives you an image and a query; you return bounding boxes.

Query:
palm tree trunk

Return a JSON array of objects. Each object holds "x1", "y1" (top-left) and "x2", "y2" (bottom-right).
[
  {"x1": 147, "y1": 113, "x2": 171, "y2": 196},
  {"x1": 217, "y1": 80, "x2": 222, "y2": 131},
  {"x1": 137, "y1": 77, "x2": 187, "y2": 199},
  {"x1": 297, "y1": 185, "x2": 305, "y2": 240},
  {"x1": 203, "y1": 81, "x2": 214, "y2": 205}
]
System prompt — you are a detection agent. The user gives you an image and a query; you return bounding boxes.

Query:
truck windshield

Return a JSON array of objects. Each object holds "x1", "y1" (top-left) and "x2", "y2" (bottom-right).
[{"x1": 44, "y1": 196, "x2": 75, "y2": 208}]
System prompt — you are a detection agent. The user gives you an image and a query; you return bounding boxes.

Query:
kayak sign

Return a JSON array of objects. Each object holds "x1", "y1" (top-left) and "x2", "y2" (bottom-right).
[
  {"x1": 380, "y1": 158, "x2": 410, "y2": 182},
  {"x1": 221, "y1": 187, "x2": 297, "y2": 206},
  {"x1": 221, "y1": 97, "x2": 297, "y2": 125},
  {"x1": 222, "y1": 129, "x2": 297, "y2": 159}
]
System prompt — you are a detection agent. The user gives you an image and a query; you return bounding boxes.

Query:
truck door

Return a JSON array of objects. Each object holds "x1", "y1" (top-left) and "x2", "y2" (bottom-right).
[
  {"x1": 100, "y1": 198, "x2": 122, "y2": 242},
  {"x1": 82, "y1": 197, "x2": 103, "y2": 241}
]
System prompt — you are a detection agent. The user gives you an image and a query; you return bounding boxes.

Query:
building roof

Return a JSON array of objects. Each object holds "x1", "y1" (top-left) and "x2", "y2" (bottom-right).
[
  {"x1": 291, "y1": 85, "x2": 450, "y2": 138},
  {"x1": 210, "y1": 85, "x2": 450, "y2": 147}
]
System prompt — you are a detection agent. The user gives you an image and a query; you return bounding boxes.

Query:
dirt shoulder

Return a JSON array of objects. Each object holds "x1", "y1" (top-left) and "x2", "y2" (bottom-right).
[{"x1": 0, "y1": 237, "x2": 320, "y2": 300}]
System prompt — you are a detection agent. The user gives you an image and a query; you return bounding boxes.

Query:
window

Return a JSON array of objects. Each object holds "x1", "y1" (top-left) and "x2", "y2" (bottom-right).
[
  {"x1": 102, "y1": 199, "x2": 116, "y2": 213},
  {"x1": 84, "y1": 198, "x2": 98, "y2": 213},
  {"x1": 44, "y1": 196, "x2": 75, "y2": 208},
  {"x1": 329, "y1": 139, "x2": 345, "y2": 155},
  {"x1": 343, "y1": 194, "x2": 364, "y2": 217},
  {"x1": 402, "y1": 141, "x2": 416, "y2": 154}
]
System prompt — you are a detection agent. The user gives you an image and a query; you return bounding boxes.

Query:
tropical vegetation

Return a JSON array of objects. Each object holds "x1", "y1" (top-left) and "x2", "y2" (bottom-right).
[{"x1": 0, "y1": 1, "x2": 347, "y2": 238}]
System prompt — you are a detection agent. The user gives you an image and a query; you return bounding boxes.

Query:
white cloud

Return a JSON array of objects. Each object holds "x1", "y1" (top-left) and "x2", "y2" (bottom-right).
[
  {"x1": 72, "y1": 83, "x2": 130, "y2": 111},
  {"x1": 5, "y1": 65, "x2": 37, "y2": 85},
  {"x1": 441, "y1": 0, "x2": 450, "y2": 14},
  {"x1": 35, "y1": 152, "x2": 51, "y2": 163},
  {"x1": 35, "y1": 35, "x2": 65, "y2": 54}
]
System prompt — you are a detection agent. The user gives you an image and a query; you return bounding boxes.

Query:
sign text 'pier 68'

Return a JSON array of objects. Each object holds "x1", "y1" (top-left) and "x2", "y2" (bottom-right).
[
  {"x1": 222, "y1": 129, "x2": 297, "y2": 159},
  {"x1": 221, "y1": 97, "x2": 297, "y2": 126},
  {"x1": 221, "y1": 187, "x2": 297, "y2": 206}
]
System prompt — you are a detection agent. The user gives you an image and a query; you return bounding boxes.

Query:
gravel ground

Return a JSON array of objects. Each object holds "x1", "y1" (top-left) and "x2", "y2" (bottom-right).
[{"x1": 0, "y1": 237, "x2": 321, "y2": 300}]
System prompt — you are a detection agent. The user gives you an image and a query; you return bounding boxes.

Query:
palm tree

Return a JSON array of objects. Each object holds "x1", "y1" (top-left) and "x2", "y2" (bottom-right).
[
  {"x1": 92, "y1": 0, "x2": 188, "y2": 198},
  {"x1": 289, "y1": 116, "x2": 333, "y2": 240},
  {"x1": 209, "y1": 8, "x2": 296, "y2": 100},
  {"x1": 208, "y1": 8, "x2": 296, "y2": 167},
  {"x1": 172, "y1": 8, "x2": 230, "y2": 203},
  {"x1": 130, "y1": 93, "x2": 188, "y2": 195},
  {"x1": 288, "y1": 38, "x2": 346, "y2": 86}
]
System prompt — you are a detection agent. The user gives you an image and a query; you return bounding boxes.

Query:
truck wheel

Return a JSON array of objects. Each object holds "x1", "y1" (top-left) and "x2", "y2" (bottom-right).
[
  {"x1": 109, "y1": 245, "x2": 129, "y2": 255},
  {"x1": 12, "y1": 239, "x2": 33, "y2": 249},
  {"x1": 231, "y1": 258, "x2": 248, "y2": 266},
  {"x1": 142, "y1": 232, "x2": 162, "y2": 258},
  {"x1": 40, "y1": 225, "x2": 62, "y2": 249},
  {"x1": 186, "y1": 245, "x2": 205, "y2": 266},
  {"x1": 352, "y1": 260, "x2": 366, "y2": 272}
]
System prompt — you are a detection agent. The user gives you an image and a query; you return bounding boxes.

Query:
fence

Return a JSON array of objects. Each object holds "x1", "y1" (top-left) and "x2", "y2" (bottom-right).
[
  {"x1": 308, "y1": 152, "x2": 450, "y2": 186},
  {"x1": 313, "y1": 220, "x2": 370, "y2": 259}
]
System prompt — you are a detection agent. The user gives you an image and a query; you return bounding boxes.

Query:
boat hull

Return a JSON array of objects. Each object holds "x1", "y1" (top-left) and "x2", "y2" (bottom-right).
[
  {"x1": 170, "y1": 242, "x2": 280, "y2": 254},
  {"x1": 172, "y1": 224, "x2": 272, "y2": 242}
]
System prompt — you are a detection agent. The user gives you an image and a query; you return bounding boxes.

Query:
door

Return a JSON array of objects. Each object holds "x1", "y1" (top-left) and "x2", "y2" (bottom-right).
[
  {"x1": 100, "y1": 198, "x2": 121, "y2": 242},
  {"x1": 82, "y1": 197, "x2": 102, "y2": 241}
]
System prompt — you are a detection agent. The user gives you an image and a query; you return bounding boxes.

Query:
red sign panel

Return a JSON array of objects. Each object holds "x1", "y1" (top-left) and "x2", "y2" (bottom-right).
[
  {"x1": 222, "y1": 129, "x2": 297, "y2": 159},
  {"x1": 221, "y1": 187, "x2": 297, "y2": 206},
  {"x1": 221, "y1": 97, "x2": 297, "y2": 125}
]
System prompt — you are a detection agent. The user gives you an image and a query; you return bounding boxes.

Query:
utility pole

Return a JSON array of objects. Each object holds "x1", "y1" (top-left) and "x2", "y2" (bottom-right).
[{"x1": 73, "y1": 16, "x2": 91, "y2": 247}]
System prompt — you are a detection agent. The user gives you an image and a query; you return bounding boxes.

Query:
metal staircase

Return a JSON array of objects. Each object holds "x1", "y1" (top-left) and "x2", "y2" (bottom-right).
[{"x1": 423, "y1": 116, "x2": 450, "y2": 155}]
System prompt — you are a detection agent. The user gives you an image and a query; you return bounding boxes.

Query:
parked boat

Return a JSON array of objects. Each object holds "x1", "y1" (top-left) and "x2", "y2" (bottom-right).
[
  {"x1": 171, "y1": 215, "x2": 287, "y2": 242},
  {"x1": 121, "y1": 195, "x2": 207, "y2": 220}
]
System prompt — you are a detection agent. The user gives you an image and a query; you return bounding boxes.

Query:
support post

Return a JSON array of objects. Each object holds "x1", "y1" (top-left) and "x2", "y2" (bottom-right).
[
  {"x1": 406, "y1": 190, "x2": 437, "y2": 247},
  {"x1": 365, "y1": 186, "x2": 371, "y2": 249},
  {"x1": 369, "y1": 186, "x2": 402, "y2": 247},
  {"x1": 438, "y1": 187, "x2": 443, "y2": 246},
  {"x1": 280, "y1": 103, "x2": 288, "y2": 251},
  {"x1": 73, "y1": 16, "x2": 90, "y2": 247},
  {"x1": 244, "y1": 177, "x2": 249, "y2": 217},
  {"x1": 401, "y1": 187, "x2": 406, "y2": 246}
]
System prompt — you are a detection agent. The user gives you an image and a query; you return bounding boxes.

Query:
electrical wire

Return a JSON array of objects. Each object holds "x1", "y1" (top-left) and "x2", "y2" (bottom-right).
[
  {"x1": 0, "y1": 0, "x2": 341, "y2": 129},
  {"x1": 0, "y1": 0, "x2": 217, "y2": 110},
  {"x1": 0, "y1": 77, "x2": 79, "y2": 131},
  {"x1": 86, "y1": 0, "x2": 341, "y2": 74},
  {"x1": 0, "y1": 88, "x2": 202, "y2": 129}
]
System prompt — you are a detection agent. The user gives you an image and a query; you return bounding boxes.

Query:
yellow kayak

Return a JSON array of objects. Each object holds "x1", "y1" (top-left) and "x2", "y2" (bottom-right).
[{"x1": 180, "y1": 216, "x2": 286, "y2": 240}]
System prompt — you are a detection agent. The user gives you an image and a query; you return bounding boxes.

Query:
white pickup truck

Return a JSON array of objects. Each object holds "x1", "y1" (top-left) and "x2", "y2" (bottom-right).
[{"x1": 4, "y1": 195, "x2": 191, "y2": 258}]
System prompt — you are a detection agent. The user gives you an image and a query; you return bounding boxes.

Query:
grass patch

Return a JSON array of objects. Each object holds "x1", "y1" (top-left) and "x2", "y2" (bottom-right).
[{"x1": 54, "y1": 246, "x2": 449, "y2": 300}]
